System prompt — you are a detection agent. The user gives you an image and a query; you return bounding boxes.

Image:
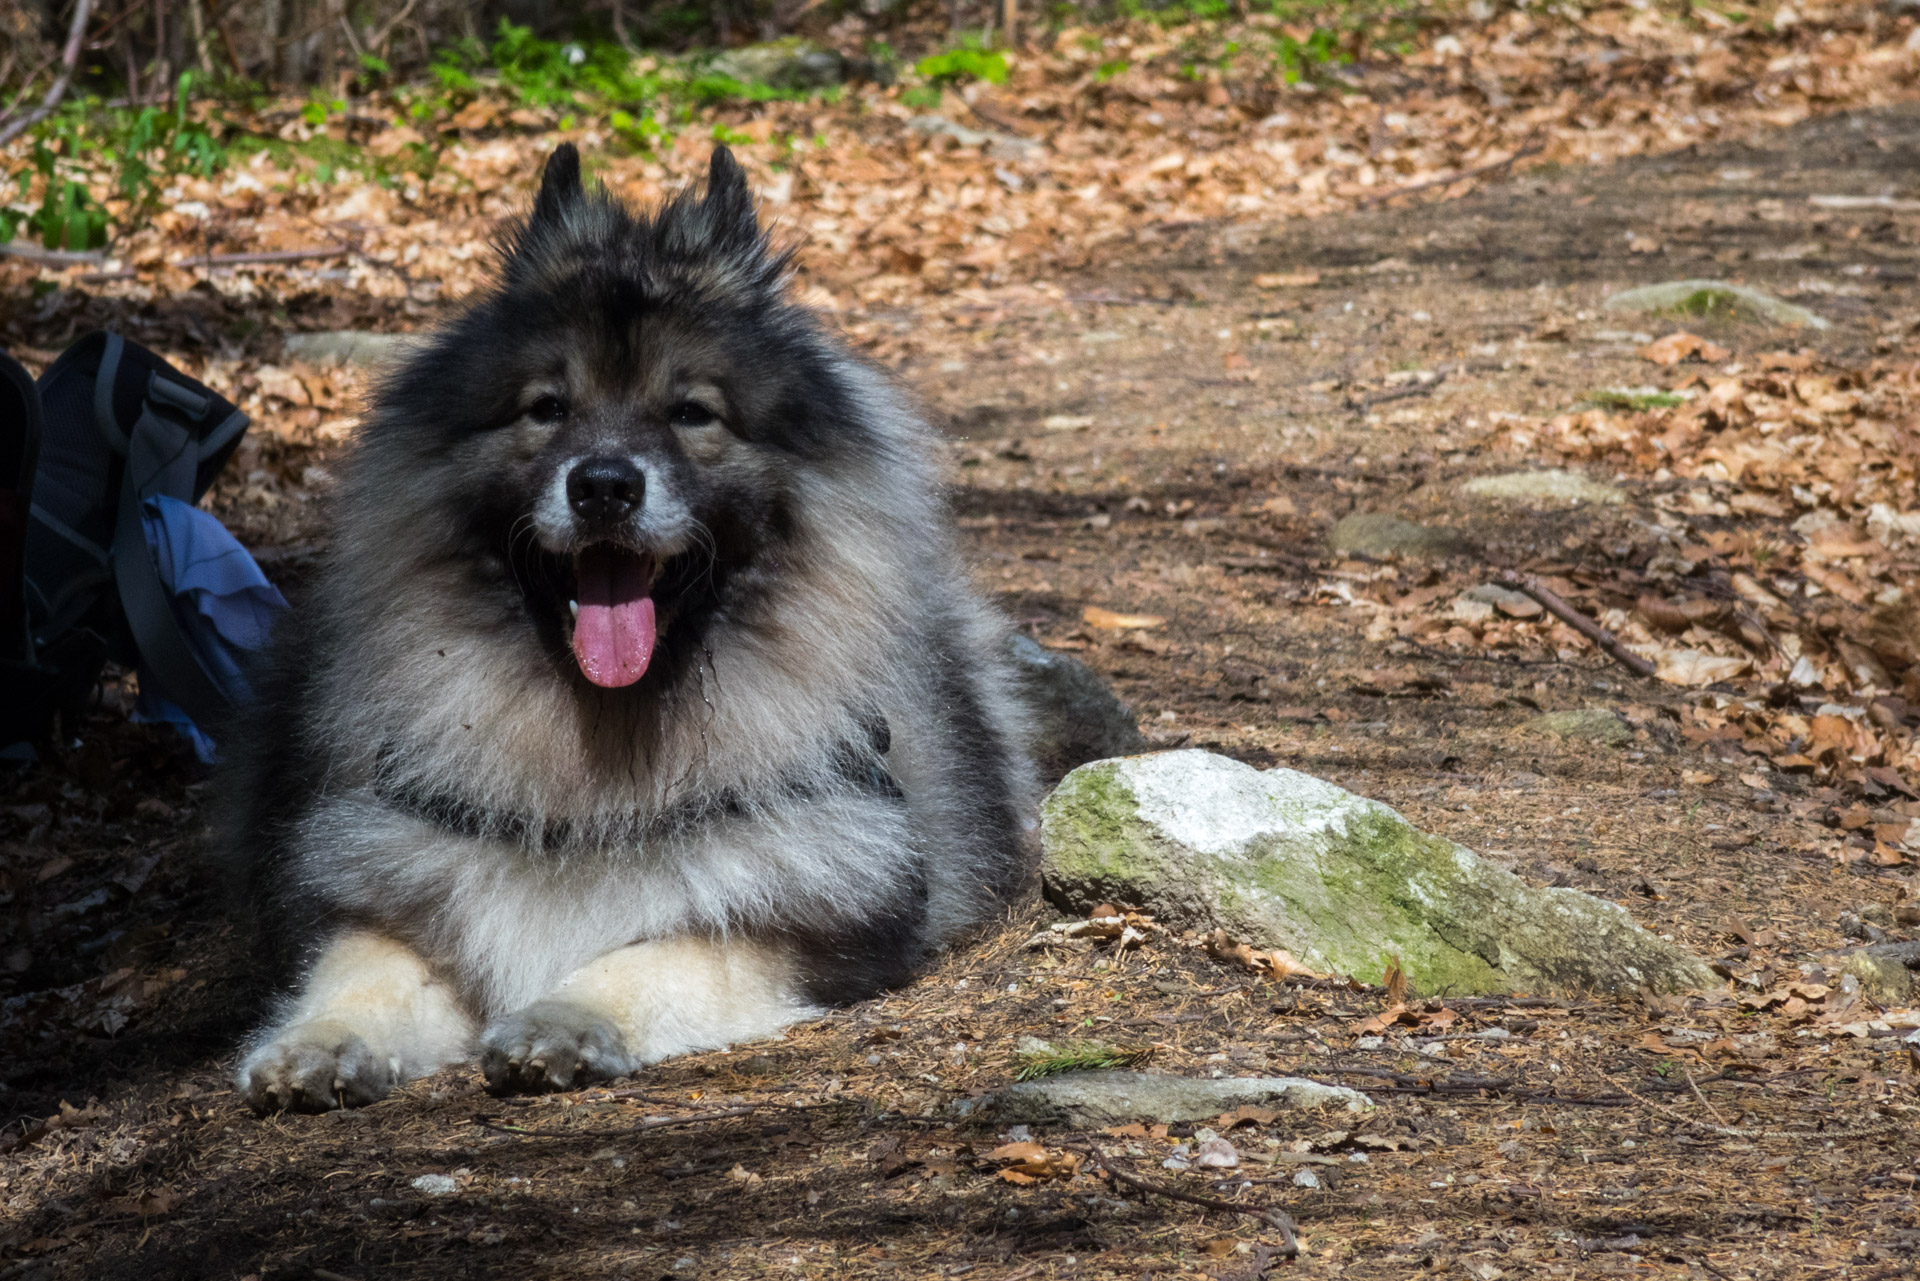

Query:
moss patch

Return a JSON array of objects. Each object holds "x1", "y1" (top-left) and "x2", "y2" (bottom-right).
[{"x1": 1042, "y1": 753, "x2": 1717, "y2": 998}]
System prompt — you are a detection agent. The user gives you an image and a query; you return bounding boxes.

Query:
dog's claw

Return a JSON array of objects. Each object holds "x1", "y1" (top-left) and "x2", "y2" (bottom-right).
[
  {"x1": 480, "y1": 999, "x2": 632, "y2": 1096},
  {"x1": 239, "y1": 1022, "x2": 393, "y2": 1114}
]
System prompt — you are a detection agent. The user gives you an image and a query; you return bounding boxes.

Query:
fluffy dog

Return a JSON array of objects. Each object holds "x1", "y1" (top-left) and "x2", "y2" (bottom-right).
[{"x1": 221, "y1": 145, "x2": 1033, "y2": 1112}]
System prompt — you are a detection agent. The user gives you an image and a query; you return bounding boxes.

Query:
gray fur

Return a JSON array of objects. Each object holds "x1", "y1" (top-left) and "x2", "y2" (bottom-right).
[{"x1": 221, "y1": 145, "x2": 1034, "y2": 1106}]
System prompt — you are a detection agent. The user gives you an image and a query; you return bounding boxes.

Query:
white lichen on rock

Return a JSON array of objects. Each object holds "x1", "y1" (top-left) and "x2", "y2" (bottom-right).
[{"x1": 1042, "y1": 750, "x2": 1718, "y2": 997}]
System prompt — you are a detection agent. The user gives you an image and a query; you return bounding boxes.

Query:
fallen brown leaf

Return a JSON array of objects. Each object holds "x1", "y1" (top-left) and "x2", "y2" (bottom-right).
[
  {"x1": 1641, "y1": 332, "x2": 1732, "y2": 365},
  {"x1": 1083, "y1": 606, "x2": 1166, "y2": 630}
]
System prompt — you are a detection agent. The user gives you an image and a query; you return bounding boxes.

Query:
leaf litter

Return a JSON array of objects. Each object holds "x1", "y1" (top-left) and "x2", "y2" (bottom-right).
[{"x1": 4, "y1": 1, "x2": 1920, "y2": 1276}]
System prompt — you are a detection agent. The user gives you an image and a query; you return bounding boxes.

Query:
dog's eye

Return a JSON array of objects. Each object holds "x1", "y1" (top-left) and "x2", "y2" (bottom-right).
[
  {"x1": 528, "y1": 395, "x2": 568, "y2": 424},
  {"x1": 669, "y1": 401, "x2": 716, "y2": 428}
]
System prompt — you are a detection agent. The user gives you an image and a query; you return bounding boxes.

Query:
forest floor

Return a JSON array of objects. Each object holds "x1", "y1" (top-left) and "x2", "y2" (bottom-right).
[{"x1": 4, "y1": 8, "x2": 1920, "y2": 1281}]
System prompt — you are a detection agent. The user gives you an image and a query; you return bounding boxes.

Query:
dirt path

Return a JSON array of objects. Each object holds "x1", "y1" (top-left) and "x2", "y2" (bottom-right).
[{"x1": 3, "y1": 107, "x2": 1918, "y2": 1281}]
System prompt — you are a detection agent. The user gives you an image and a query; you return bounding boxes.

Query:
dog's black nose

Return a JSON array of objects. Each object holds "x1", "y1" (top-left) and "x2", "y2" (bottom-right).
[{"x1": 566, "y1": 456, "x2": 644, "y2": 525}]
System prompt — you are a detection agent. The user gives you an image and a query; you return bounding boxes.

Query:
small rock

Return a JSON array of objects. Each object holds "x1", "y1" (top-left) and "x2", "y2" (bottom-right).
[
  {"x1": 1007, "y1": 632, "x2": 1148, "y2": 781},
  {"x1": 1463, "y1": 583, "x2": 1543, "y2": 619},
  {"x1": 282, "y1": 330, "x2": 419, "y2": 367},
  {"x1": 1013, "y1": 1035, "x2": 1056, "y2": 1056},
  {"x1": 1451, "y1": 595, "x2": 1495, "y2": 624},
  {"x1": 1839, "y1": 911, "x2": 1888, "y2": 944},
  {"x1": 1526, "y1": 708, "x2": 1632, "y2": 746},
  {"x1": 1194, "y1": 1136, "x2": 1240, "y2": 1168},
  {"x1": 979, "y1": 1071, "x2": 1371, "y2": 1127},
  {"x1": 1602, "y1": 279, "x2": 1829, "y2": 330},
  {"x1": 1041, "y1": 751, "x2": 1718, "y2": 996},
  {"x1": 1460, "y1": 469, "x2": 1627, "y2": 506},
  {"x1": 1293, "y1": 1167, "x2": 1322, "y2": 1189},
  {"x1": 1841, "y1": 948, "x2": 1915, "y2": 1004},
  {"x1": 410, "y1": 1174, "x2": 458, "y2": 1197},
  {"x1": 709, "y1": 38, "x2": 847, "y2": 90},
  {"x1": 906, "y1": 114, "x2": 1041, "y2": 161},
  {"x1": 1328, "y1": 512, "x2": 1465, "y2": 559}
]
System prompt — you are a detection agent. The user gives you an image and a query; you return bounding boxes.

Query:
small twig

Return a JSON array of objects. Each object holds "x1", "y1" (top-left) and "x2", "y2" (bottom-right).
[
  {"x1": 1358, "y1": 141, "x2": 1544, "y2": 208},
  {"x1": 0, "y1": 0, "x2": 93, "y2": 147},
  {"x1": 1351, "y1": 375, "x2": 1445, "y2": 412},
  {"x1": 189, "y1": 246, "x2": 350, "y2": 267},
  {"x1": 1684, "y1": 1068, "x2": 1730, "y2": 1128},
  {"x1": 1067, "y1": 1135, "x2": 1299, "y2": 1257},
  {"x1": 1500, "y1": 569, "x2": 1656, "y2": 679},
  {"x1": 1067, "y1": 291, "x2": 1183, "y2": 307},
  {"x1": 0, "y1": 241, "x2": 105, "y2": 266},
  {"x1": 1603, "y1": 1075, "x2": 1899, "y2": 1140},
  {"x1": 472, "y1": 1097, "x2": 845, "y2": 1140},
  {"x1": 474, "y1": 1107, "x2": 758, "y2": 1138}
]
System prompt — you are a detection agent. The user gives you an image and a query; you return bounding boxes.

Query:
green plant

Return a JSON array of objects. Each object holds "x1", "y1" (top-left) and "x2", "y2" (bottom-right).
[
  {"x1": 1120, "y1": 0, "x2": 1234, "y2": 23},
  {"x1": 1666, "y1": 286, "x2": 1744, "y2": 318},
  {"x1": 1272, "y1": 27, "x2": 1346, "y2": 84},
  {"x1": 1, "y1": 138, "x2": 107, "y2": 250},
  {"x1": 916, "y1": 45, "x2": 1010, "y2": 87},
  {"x1": 1, "y1": 73, "x2": 221, "y2": 251},
  {"x1": 1013, "y1": 1039, "x2": 1154, "y2": 1081}
]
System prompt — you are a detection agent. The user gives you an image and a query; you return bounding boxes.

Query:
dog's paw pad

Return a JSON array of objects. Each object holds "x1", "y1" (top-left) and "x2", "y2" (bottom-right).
[
  {"x1": 240, "y1": 1021, "x2": 394, "y2": 1114},
  {"x1": 480, "y1": 1000, "x2": 630, "y2": 1095}
]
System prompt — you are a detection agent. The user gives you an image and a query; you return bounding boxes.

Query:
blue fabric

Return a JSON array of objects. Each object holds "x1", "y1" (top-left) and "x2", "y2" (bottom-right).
[{"x1": 129, "y1": 494, "x2": 287, "y2": 761}]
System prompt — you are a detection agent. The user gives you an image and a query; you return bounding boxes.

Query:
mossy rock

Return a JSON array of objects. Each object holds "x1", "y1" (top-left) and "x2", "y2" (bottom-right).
[
  {"x1": 1526, "y1": 708, "x2": 1633, "y2": 746},
  {"x1": 1041, "y1": 751, "x2": 1717, "y2": 997},
  {"x1": 1602, "y1": 279, "x2": 1829, "y2": 330},
  {"x1": 1460, "y1": 470, "x2": 1626, "y2": 506},
  {"x1": 708, "y1": 38, "x2": 846, "y2": 90},
  {"x1": 1328, "y1": 512, "x2": 1464, "y2": 559}
]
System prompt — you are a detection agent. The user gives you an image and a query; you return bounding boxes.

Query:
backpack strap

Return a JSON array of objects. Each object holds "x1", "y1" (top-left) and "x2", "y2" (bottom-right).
[
  {"x1": 0, "y1": 350, "x2": 41, "y2": 663},
  {"x1": 108, "y1": 367, "x2": 246, "y2": 730}
]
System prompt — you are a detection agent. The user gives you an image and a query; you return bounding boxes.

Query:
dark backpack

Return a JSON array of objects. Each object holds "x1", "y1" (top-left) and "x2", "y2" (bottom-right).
[{"x1": 1, "y1": 332, "x2": 250, "y2": 754}]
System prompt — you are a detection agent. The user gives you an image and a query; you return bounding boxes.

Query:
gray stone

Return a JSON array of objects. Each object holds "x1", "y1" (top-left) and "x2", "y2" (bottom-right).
[
  {"x1": 1462, "y1": 583, "x2": 1542, "y2": 618},
  {"x1": 282, "y1": 330, "x2": 419, "y2": 367},
  {"x1": 1041, "y1": 751, "x2": 1718, "y2": 996},
  {"x1": 1843, "y1": 951, "x2": 1912, "y2": 1004},
  {"x1": 709, "y1": 39, "x2": 847, "y2": 90},
  {"x1": 1327, "y1": 511, "x2": 1464, "y2": 558},
  {"x1": 977, "y1": 1072, "x2": 1371, "y2": 1128},
  {"x1": 1461, "y1": 470, "x2": 1627, "y2": 506},
  {"x1": 409, "y1": 1173, "x2": 457, "y2": 1196},
  {"x1": 1602, "y1": 279, "x2": 1829, "y2": 331},
  {"x1": 1837, "y1": 941, "x2": 1920, "y2": 1004},
  {"x1": 1008, "y1": 632, "x2": 1148, "y2": 782},
  {"x1": 1526, "y1": 708, "x2": 1633, "y2": 745},
  {"x1": 906, "y1": 114, "x2": 1041, "y2": 161}
]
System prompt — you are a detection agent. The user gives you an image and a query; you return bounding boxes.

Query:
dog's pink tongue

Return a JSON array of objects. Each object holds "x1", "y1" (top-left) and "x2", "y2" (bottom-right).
[{"x1": 572, "y1": 546, "x2": 655, "y2": 688}]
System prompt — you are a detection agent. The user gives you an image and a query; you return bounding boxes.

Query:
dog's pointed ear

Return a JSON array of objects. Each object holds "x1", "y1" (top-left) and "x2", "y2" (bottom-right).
[
  {"x1": 534, "y1": 143, "x2": 583, "y2": 224},
  {"x1": 703, "y1": 146, "x2": 757, "y2": 240}
]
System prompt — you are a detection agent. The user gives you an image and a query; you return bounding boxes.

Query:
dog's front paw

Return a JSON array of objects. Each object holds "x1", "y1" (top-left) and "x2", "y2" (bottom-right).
[
  {"x1": 240, "y1": 1020, "x2": 394, "y2": 1114},
  {"x1": 481, "y1": 999, "x2": 632, "y2": 1094}
]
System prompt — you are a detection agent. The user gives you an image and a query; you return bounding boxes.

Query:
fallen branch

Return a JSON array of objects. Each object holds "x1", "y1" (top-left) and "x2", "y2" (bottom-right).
[
  {"x1": 1500, "y1": 569, "x2": 1656, "y2": 679},
  {"x1": 1603, "y1": 1075, "x2": 1902, "y2": 1141},
  {"x1": 1351, "y1": 375, "x2": 1445, "y2": 412},
  {"x1": 472, "y1": 1098, "x2": 845, "y2": 1139},
  {"x1": 1067, "y1": 1135, "x2": 1299, "y2": 1257},
  {"x1": 189, "y1": 246, "x2": 350, "y2": 267},
  {"x1": 0, "y1": 241, "x2": 105, "y2": 266},
  {"x1": 1359, "y1": 141, "x2": 1543, "y2": 208},
  {"x1": 0, "y1": 0, "x2": 93, "y2": 148},
  {"x1": 1685, "y1": 1068, "x2": 1730, "y2": 1128}
]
